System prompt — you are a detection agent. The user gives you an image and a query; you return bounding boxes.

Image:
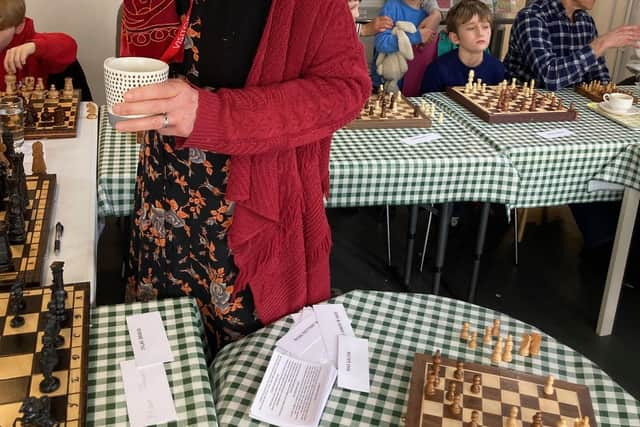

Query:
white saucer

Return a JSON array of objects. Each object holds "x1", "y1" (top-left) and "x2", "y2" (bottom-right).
[
  {"x1": 107, "y1": 105, "x2": 152, "y2": 127},
  {"x1": 598, "y1": 101, "x2": 640, "y2": 116}
]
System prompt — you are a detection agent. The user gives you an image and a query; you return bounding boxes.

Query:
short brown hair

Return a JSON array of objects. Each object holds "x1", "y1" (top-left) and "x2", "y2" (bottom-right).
[
  {"x1": 0, "y1": 0, "x2": 25, "y2": 31},
  {"x1": 446, "y1": 0, "x2": 492, "y2": 34}
]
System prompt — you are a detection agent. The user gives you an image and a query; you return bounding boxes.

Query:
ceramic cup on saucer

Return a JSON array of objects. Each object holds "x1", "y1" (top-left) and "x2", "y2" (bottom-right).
[
  {"x1": 602, "y1": 92, "x2": 634, "y2": 113},
  {"x1": 104, "y1": 56, "x2": 169, "y2": 126}
]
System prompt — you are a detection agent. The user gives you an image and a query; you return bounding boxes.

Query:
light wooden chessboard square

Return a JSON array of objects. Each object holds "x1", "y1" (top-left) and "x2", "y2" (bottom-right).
[
  {"x1": 0, "y1": 283, "x2": 89, "y2": 427},
  {"x1": 406, "y1": 353, "x2": 596, "y2": 427}
]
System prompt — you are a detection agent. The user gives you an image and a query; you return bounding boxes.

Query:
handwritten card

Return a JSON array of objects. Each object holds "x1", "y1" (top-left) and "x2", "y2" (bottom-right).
[
  {"x1": 126, "y1": 311, "x2": 174, "y2": 367},
  {"x1": 400, "y1": 132, "x2": 442, "y2": 146},
  {"x1": 337, "y1": 335, "x2": 370, "y2": 393},
  {"x1": 313, "y1": 304, "x2": 355, "y2": 366},
  {"x1": 537, "y1": 128, "x2": 574, "y2": 139}
]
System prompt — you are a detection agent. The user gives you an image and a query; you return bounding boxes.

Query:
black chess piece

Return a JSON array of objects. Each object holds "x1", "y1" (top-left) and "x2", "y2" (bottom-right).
[
  {"x1": 3, "y1": 128, "x2": 15, "y2": 160},
  {"x1": 39, "y1": 342, "x2": 60, "y2": 393},
  {"x1": 16, "y1": 396, "x2": 59, "y2": 427},
  {"x1": 40, "y1": 107, "x2": 54, "y2": 125},
  {"x1": 0, "y1": 161, "x2": 7, "y2": 210},
  {"x1": 25, "y1": 104, "x2": 37, "y2": 128},
  {"x1": 11, "y1": 152, "x2": 28, "y2": 209},
  {"x1": 0, "y1": 221, "x2": 14, "y2": 272},
  {"x1": 7, "y1": 193, "x2": 26, "y2": 244},
  {"x1": 43, "y1": 312, "x2": 64, "y2": 348},
  {"x1": 50, "y1": 261, "x2": 66, "y2": 295},
  {"x1": 53, "y1": 287, "x2": 67, "y2": 324},
  {"x1": 54, "y1": 106, "x2": 65, "y2": 126},
  {"x1": 9, "y1": 280, "x2": 25, "y2": 327}
]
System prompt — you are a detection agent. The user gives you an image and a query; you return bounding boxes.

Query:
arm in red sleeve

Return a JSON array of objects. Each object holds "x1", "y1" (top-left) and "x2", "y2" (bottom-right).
[
  {"x1": 31, "y1": 33, "x2": 77, "y2": 74},
  {"x1": 182, "y1": 1, "x2": 371, "y2": 156}
]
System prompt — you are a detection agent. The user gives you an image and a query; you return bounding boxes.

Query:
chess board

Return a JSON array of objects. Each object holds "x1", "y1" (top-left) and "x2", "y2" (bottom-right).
[
  {"x1": 0, "y1": 282, "x2": 89, "y2": 427},
  {"x1": 23, "y1": 89, "x2": 81, "y2": 140},
  {"x1": 405, "y1": 353, "x2": 597, "y2": 427},
  {"x1": 345, "y1": 94, "x2": 431, "y2": 129},
  {"x1": 575, "y1": 82, "x2": 638, "y2": 104},
  {"x1": 446, "y1": 85, "x2": 578, "y2": 124},
  {"x1": 0, "y1": 174, "x2": 56, "y2": 290}
]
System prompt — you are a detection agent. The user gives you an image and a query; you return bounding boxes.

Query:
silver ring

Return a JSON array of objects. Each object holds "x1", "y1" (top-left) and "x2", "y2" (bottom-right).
[{"x1": 162, "y1": 113, "x2": 169, "y2": 129}]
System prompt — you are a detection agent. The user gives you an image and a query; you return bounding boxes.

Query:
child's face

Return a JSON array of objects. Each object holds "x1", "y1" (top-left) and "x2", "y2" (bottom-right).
[
  {"x1": 451, "y1": 15, "x2": 492, "y2": 54},
  {"x1": 0, "y1": 26, "x2": 17, "y2": 51},
  {"x1": 348, "y1": 0, "x2": 360, "y2": 20}
]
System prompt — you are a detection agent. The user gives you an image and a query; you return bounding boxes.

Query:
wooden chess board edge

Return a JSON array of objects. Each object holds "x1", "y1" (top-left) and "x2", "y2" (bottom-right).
[
  {"x1": 74, "y1": 281, "x2": 90, "y2": 427},
  {"x1": 345, "y1": 95, "x2": 432, "y2": 129},
  {"x1": 0, "y1": 174, "x2": 57, "y2": 290},
  {"x1": 405, "y1": 352, "x2": 429, "y2": 427},
  {"x1": 574, "y1": 86, "x2": 639, "y2": 105},
  {"x1": 405, "y1": 353, "x2": 598, "y2": 427},
  {"x1": 446, "y1": 87, "x2": 578, "y2": 124},
  {"x1": 24, "y1": 89, "x2": 81, "y2": 140}
]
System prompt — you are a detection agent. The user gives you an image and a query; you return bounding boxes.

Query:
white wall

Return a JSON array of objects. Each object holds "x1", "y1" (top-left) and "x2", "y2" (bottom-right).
[{"x1": 25, "y1": 0, "x2": 122, "y2": 105}]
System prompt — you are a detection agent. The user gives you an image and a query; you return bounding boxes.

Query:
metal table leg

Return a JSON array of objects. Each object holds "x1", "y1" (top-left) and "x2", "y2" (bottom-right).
[
  {"x1": 403, "y1": 205, "x2": 420, "y2": 286},
  {"x1": 468, "y1": 202, "x2": 491, "y2": 302},
  {"x1": 433, "y1": 203, "x2": 452, "y2": 295}
]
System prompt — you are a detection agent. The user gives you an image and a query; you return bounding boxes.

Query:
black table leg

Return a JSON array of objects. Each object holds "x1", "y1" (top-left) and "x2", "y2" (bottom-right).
[
  {"x1": 468, "y1": 202, "x2": 491, "y2": 302},
  {"x1": 433, "y1": 202, "x2": 452, "y2": 295},
  {"x1": 403, "y1": 205, "x2": 420, "y2": 286}
]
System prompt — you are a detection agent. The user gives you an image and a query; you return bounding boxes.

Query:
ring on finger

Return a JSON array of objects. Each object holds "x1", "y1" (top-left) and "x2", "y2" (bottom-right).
[{"x1": 162, "y1": 113, "x2": 169, "y2": 129}]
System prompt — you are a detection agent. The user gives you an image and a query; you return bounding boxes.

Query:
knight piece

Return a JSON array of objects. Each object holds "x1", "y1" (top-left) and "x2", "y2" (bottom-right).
[
  {"x1": 0, "y1": 220, "x2": 15, "y2": 272},
  {"x1": 16, "y1": 396, "x2": 58, "y2": 427},
  {"x1": 7, "y1": 193, "x2": 26, "y2": 244}
]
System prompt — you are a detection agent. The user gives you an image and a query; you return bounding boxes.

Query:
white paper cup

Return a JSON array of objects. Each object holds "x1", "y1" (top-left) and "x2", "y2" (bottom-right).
[
  {"x1": 603, "y1": 92, "x2": 634, "y2": 112},
  {"x1": 104, "y1": 56, "x2": 169, "y2": 125}
]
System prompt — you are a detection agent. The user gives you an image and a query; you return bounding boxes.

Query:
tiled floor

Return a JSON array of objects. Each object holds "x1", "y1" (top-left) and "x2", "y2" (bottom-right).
[{"x1": 97, "y1": 204, "x2": 640, "y2": 400}]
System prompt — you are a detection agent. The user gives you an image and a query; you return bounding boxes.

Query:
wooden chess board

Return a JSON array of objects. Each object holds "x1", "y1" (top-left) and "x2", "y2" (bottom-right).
[
  {"x1": 0, "y1": 282, "x2": 89, "y2": 427},
  {"x1": 446, "y1": 85, "x2": 578, "y2": 124},
  {"x1": 23, "y1": 89, "x2": 81, "y2": 140},
  {"x1": 405, "y1": 353, "x2": 597, "y2": 427},
  {"x1": 575, "y1": 83, "x2": 638, "y2": 104},
  {"x1": 346, "y1": 94, "x2": 431, "y2": 129},
  {"x1": 0, "y1": 174, "x2": 56, "y2": 290}
]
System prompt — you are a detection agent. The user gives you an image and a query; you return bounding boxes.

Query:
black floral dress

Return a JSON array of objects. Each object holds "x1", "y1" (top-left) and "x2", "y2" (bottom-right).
[{"x1": 126, "y1": 0, "x2": 271, "y2": 356}]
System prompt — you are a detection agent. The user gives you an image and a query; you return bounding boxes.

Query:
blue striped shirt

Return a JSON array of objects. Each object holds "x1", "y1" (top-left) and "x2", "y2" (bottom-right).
[{"x1": 503, "y1": 0, "x2": 609, "y2": 91}]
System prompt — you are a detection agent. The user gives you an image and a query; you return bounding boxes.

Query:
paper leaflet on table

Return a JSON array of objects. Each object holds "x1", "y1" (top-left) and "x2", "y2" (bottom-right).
[
  {"x1": 126, "y1": 311, "x2": 174, "y2": 367},
  {"x1": 250, "y1": 348, "x2": 337, "y2": 427}
]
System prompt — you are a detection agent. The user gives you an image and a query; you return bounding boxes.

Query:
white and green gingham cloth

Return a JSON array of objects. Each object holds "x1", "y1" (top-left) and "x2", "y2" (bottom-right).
[
  {"x1": 425, "y1": 86, "x2": 640, "y2": 208},
  {"x1": 211, "y1": 290, "x2": 640, "y2": 426},
  {"x1": 96, "y1": 104, "x2": 519, "y2": 217},
  {"x1": 86, "y1": 297, "x2": 217, "y2": 426}
]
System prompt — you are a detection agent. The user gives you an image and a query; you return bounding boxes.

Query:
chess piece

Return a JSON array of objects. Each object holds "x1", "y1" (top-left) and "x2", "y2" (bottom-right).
[
  {"x1": 506, "y1": 406, "x2": 518, "y2": 427},
  {"x1": 429, "y1": 367, "x2": 440, "y2": 386},
  {"x1": 51, "y1": 290, "x2": 67, "y2": 325},
  {"x1": 51, "y1": 261, "x2": 66, "y2": 295},
  {"x1": 62, "y1": 77, "x2": 74, "y2": 98},
  {"x1": 24, "y1": 104, "x2": 36, "y2": 127},
  {"x1": 556, "y1": 419, "x2": 568, "y2": 427},
  {"x1": 11, "y1": 152, "x2": 29, "y2": 209},
  {"x1": 24, "y1": 76, "x2": 35, "y2": 91},
  {"x1": 9, "y1": 280, "x2": 26, "y2": 327},
  {"x1": 468, "y1": 331, "x2": 478, "y2": 350},
  {"x1": 483, "y1": 326, "x2": 492, "y2": 344},
  {"x1": 433, "y1": 349, "x2": 441, "y2": 365},
  {"x1": 502, "y1": 334, "x2": 513, "y2": 362},
  {"x1": 43, "y1": 312, "x2": 65, "y2": 348},
  {"x1": 31, "y1": 141, "x2": 46, "y2": 174},
  {"x1": 54, "y1": 105, "x2": 66, "y2": 126},
  {"x1": 438, "y1": 112, "x2": 444, "y2": 124},
  {"x1": 47, "y1": 84, "x2": 59, "y2": 100},
  {"x1": 39, "y1": 342, "x2": 61, "y2": 393},
  {"x1": 0, "y1": 221, "x2": 14, "y2": 272},
  {"x1": 0, "y1": 141, "x2": 8, "y2": 167},
  {"x1": 460, "y1": 322, "x2": 470, "y2": 341},
  {"x1": 413, "y1": 105, "x2": 421, "y2": 118},
  {"x1": 449, "y1": 393, "x2": 462, "y2": 416},
  {"x1": 531, "y1": 412, "x2": 544, "y2": 427},
  {"x1": 445, "y1": 382, "x2": 457, "y2": 401},
  {"x1": 491, "y1": 336, "x2": 503, "y2": 364},
  {"x1": 491, "y1": 319, "x2": 500, "y2": 336},
  {"x1": 41, "y1": 107, "x2": 55, "y2": 124},
  {"x1": 4, "y1": 73, "x2": 16, "y2": 95},
  {"x1": 581, "y1": 416, "x2": 590, "y2": 427},
  {"x1": 454, "y1": 361, "x2": 464, "y2": 380},
  {"x1": 469, "y1": 410, "x2": 480, "y2": 427},
  {"x1": 470, "y1": 374, "x2": 481, "y2": 394},
  {"x1": 86, "y1": 102, "x2": 98, "y2": 119},
  {"x1": 530, "y1": 333, "x2": 542, "y2": 356},
  {"x1": 0, "y1": 161, "x2": 6, "y2": 210},
  {"x1": 424, "y1": 372, "x2": 436, "y2": 397},
  {"x1": 544, "y1": 375, "x2": 555, "y2": 395},
  {"x1": 7, "y1": 193, "x2": 26, "y2": 244},
  {"x1": 17, "y1": 396, "x2": 58, "y2": 427},
  {"x1": 519, "y1": 334, "x2": 532, "y2": 356}
]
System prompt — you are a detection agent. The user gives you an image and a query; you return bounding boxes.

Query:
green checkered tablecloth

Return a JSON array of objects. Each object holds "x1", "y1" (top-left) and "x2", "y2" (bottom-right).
[
  {"x1": 211, "y1": 290, "x2": 640, "y2": 426},
  {"x1": 426, "y1": 87, "x2": 640, "y2": 208},
  {"x1": 87, "y1": 297, "x2": 218, "y2": 426},
  {"x1": 96, "y1": 103, "x2": 518, "y2": 216},
  {"x1": 97, "y1": 106, "x2": 139, "y2": 217}
]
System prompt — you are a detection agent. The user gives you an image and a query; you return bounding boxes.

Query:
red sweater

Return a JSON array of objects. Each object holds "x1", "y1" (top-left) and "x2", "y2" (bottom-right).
[
  {"x1": 182, "y1": 0, "x2": 370, "y2": 323},
  {"x1": 0, "y1": 18, "x2": 77, "y2": 91}
]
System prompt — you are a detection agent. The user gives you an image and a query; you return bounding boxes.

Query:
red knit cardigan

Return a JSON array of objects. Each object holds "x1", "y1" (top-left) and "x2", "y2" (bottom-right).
[{"x1": 126, "y1": 0, "x2": 371, "y2": 324}]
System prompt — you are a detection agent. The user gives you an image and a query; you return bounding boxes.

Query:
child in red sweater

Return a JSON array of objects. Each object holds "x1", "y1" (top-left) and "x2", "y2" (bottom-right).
[{"x1": 0, "y1": 0, "x2": 77, "y2": 91}]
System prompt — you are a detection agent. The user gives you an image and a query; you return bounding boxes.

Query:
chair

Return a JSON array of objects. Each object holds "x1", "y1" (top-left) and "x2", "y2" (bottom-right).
[{"x1": 47, "y1": 60, "x2": 93, "y2": 102}]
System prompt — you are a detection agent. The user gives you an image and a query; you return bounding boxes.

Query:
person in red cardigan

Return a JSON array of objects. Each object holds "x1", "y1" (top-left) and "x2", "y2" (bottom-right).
[
  {"x1": 114, "y1": 0, "x2": 370, "y2": 355},
  {"x1": 0, "y1": 0, "x2": 77, "y2": 91}
]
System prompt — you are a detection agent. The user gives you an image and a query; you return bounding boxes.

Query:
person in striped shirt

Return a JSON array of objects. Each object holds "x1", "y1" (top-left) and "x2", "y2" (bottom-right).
[{"x1": 504, "y1": 0, "x2": 640, "y2": 90}]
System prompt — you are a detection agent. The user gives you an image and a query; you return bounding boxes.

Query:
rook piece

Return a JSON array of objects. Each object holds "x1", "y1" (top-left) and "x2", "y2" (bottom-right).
[
  {"x1": 50, "y1": 261, "x2": 66, "y2": 295},
  {"x1": 62, "y1": 77, "x2": 74, "y2": 98}
]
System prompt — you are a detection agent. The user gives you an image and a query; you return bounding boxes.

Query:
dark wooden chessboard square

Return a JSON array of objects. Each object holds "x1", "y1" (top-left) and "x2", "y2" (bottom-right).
[
  {"x1": 0, "y1": 332, "x2": 37, "y2": 356},
  {"x1": 463, "y1": 394, "x2": 483, "y2": 411},
  {"x1": 500, "y1": 377, "x2": 519, "y2": 392},
  {"x1": 481, "y1": 412, "x2": 503, "y2": 426},
  {"x1": 442, "y1": 407, "x2": 463, "y2": 421},
  {"x1": 0, "y1": 377, "x2": 29, "y2": 404},
  {"x1": 421, "y1": 413, "x2": 443, "y2": 427},
  {"x1": 426, "y1": 388, "x2": 445, "y2": 402},
  {"x1": 482, "y1": 385, "x2": 501, "y2": 401},
  {"x1": 49, "y1": 395, "x2": 69, "y2": 423},
  {"x1": 559, "y1": 402, "x2": 580, "y2": 418},
  {"x1": 22, "y1": 295, "x2": 43, "y2": 314},
  {"x1": 541, "y1": 411, "x2": 562, "y2": 425},
  {"x1": 520, "y1": 393, "x2": 541, "y2": 410}
]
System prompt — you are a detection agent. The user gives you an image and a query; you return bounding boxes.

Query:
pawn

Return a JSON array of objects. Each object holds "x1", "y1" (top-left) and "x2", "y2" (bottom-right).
[
  {"x1": 483, "y1": 326, "x2": 492, "y2": 344},
  {"x1": 430, "y1": 367, "x2": 440, "y2": 387},
  {"x1": 31, "y1": 141, "x2": 46, "y2": 175},
  {"x1": 519, "y1": 334, "x2": 532, "y2": 357},
  {"x1": 424, "y1": 373, "x2": 436, "y2": 397},
  {"x1": 502, "y1": 334, "x2": 513, "y2": 363},
  {"x1": 433, "y1": 349, "x2": 441, "y2": 365},
  {"x1": 491, "y1": 336, "x2": 504, "y2": 364},
  {"x1": 532, "y1": 412, "x2": 544, "y2": 427},
  {"x1": 544, "y1": 375, "x2": 555, "y2": 396},
  {"x1": 506, "y1": 406, "x2": 518, "y2": 427},
  {"x1": 491, "y1": 319, "x2": 501, "y2": 337},
  {"x1": 470, "y1": 374, "x2": 481, "y2": 394},
  {"x1": 449, "y1": 393, "x2": 462, "y2": 416},
  {"x1": 581, "y1": 416, "x2": 590, "y2": 427},
  {"x1": 460, "y1": 322, "x2": 470, "y2": 341},
  {"x1": 469, "y1": 410, "x2": 480, "y2": 427},
  {"x1": 556, "y1": 419, "x2": 568, "y2": 427},
  {"x1": 468, "y1": 331, "x2": 478, "y2": 350},
  {"x1": 445, "y1": 382, "x2": 457, "y2": 401},
  {"x1": 454, "y1": 361, "x2": 464, "y2": 380}
]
